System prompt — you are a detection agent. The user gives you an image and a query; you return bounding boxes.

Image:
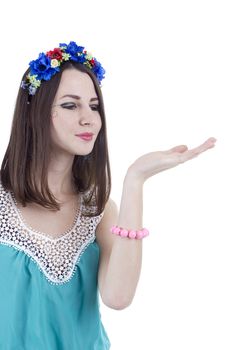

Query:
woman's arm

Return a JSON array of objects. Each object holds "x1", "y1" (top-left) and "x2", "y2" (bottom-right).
[
  {"x1": 96, "y1": 174, "x2": 144, "y2": 310},
  {"x1": 96, "y1": 137, "x2": 217, "y2": 310}
]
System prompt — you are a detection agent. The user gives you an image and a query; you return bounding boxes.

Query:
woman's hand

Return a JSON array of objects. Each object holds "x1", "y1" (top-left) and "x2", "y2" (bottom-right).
[{"x1": 126, "y1": 137, "x2": 217, "y2": 184}]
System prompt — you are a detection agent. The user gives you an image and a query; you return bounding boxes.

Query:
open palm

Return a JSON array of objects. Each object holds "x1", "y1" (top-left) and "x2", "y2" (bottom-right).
[{"x1": 129, "y1": 137, "x2": 217, "y2": 182}]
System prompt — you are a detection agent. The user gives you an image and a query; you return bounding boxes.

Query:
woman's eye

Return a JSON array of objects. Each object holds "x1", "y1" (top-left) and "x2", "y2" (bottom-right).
[
  {"x1": 59, "y1": 102, "x2": 99, "y2": 111},
  {"x1": 90, "y1": 105, "x2": 100, "y2": 111},
  {"x1": 60, "y1": 103, "x2": 77, "y2": 110}
]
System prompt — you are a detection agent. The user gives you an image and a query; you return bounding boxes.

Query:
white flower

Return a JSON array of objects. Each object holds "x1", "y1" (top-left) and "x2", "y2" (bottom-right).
[
  {"x1": 85, "y1": 51, "x2": 93, "y2": 60},
  {"x1": 51, "y1": 59, "x2": 59, "y2": 68}
]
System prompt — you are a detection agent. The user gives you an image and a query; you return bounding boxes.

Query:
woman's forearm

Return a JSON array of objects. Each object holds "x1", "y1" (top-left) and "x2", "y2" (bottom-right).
[{"x1": 103, "y1": 171, "x2": 144, "y2": 309}]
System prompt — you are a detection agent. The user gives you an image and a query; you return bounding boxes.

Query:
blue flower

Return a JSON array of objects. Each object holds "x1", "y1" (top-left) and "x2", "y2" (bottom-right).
[
  {"x1": 28, "y1": 85, "x2": 37, "y2": 95},
  {"x1": 92, "y1": 60, "x2": 106, "y2": 82},
  {"x1": 21, "y1": 80, "x2": 28, "y2": 89},
  {"x1": 29, "y1": 53, "x2": 59, "y2": 81},
  {"x1": 76, "y1": 53, "x2": 87, "y2": 64},
  {"x1": 60, "y1": 41, "x2": 85, "y2": 62}
]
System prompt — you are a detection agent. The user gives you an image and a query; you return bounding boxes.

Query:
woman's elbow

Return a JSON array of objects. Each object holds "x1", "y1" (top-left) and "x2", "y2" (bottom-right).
[{"x1": 102, "y1": 296, "x2": 132, "y2": 310}]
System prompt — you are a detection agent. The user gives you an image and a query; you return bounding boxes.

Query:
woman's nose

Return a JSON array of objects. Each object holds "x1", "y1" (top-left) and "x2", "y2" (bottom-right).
[{"x1": 79, "y1": 105, "x2": 94, "y2": 125}]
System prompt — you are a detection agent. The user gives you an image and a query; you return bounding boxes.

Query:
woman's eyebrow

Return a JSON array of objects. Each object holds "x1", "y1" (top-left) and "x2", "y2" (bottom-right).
[{"x1": 60, "y1": 94, "x2": 99, "y2": 102}]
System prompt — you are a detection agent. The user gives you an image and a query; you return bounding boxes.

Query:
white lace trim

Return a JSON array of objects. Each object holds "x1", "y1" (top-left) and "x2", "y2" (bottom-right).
[{"x1": 0, "y1": 181, "x2": 103, "y2": 285}]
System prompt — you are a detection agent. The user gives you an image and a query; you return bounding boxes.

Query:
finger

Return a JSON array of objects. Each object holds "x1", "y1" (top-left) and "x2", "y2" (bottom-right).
[
  {"x1": 164, "y1": 145, "x2": 188, "y2": 154},
  {"x1": 178, "y1": 140, "x2": 216, "y2": 163},
  {"x1": 188, "y1": 137, "x2": 217, "y2": 155},
  {"x1": 207, "y1": 137, "x2": 217, "y2": 143}
]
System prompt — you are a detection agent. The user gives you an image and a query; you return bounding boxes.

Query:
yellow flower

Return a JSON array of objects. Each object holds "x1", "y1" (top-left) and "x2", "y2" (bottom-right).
[
  {"x1": 28, "y1": 74, "x2": 41, "y2": 88},
  {"x1": 62, "y1": 53, "x2": 71, "y2": 61},
  {"x1": 84, "y1": 61, "x2": 92, "y2": 69},
  {"x1": 51, "y1": 59, "x2": 60, "y2": 68}
]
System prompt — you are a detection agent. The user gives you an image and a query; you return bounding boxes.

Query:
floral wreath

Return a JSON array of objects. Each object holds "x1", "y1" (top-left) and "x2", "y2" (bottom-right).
[{"x1": 21, "y1": 41, "x2": 106, "y2": 95}]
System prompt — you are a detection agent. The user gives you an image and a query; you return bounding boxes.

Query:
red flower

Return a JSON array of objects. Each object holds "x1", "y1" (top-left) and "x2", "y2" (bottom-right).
[{"x1": 46, "y1": 48, "x2": 63, "y2": 60}]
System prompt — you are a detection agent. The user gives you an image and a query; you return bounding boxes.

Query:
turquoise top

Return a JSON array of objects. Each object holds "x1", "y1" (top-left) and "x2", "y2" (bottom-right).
[{"x1": 0, "y1": 180, "x2": 111, "y2": 349}]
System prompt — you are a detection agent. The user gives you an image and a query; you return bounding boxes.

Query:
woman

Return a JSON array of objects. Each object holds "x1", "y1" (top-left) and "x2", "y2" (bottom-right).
[{"x1": 0, "y1": 41, "x2": 217, "y2": 349}]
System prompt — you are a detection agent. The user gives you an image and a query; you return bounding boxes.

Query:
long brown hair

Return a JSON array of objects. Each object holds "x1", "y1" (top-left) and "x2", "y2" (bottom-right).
[{"x1": 0, "y1": 61, "x2": 111, "y2": 216}]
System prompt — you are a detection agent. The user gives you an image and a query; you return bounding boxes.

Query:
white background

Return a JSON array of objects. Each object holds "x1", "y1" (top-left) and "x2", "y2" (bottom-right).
[{"x1": 0, "y1": 1, "x2": 232, "y2": 349}]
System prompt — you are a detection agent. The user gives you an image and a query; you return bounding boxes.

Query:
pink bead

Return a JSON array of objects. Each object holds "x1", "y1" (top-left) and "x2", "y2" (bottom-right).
[
  {"x1": 128, "y1": 230, "x2": 137, "y2": 239},
  {"x1": 120, "y1": 229, "x2": 128, "y2": 237},
  {"x1": 136, "y1": 230, "x2": 144, "y2": 239},
  {"x1": 142, "y1": 228, "x2": 149, "y2": 237},
  {"x1": 113, "y1": 226, "x2": 120, "y2": 235}
]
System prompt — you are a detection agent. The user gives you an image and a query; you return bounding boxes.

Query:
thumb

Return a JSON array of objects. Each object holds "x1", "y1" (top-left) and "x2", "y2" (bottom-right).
[{"x1": 165, "y1": 145, "x2": 188, "y2": 154}]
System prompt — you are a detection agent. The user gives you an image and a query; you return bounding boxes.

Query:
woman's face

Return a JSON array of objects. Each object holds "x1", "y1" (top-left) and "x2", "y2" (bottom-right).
[{"x1": 50, "y1": 68, "x2": 102, "y2": 157}]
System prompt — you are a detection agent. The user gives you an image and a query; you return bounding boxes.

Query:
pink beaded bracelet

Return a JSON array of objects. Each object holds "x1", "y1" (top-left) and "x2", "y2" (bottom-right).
[{"x1": 110, "y1": 225, "x2": 149, "y2": 239}]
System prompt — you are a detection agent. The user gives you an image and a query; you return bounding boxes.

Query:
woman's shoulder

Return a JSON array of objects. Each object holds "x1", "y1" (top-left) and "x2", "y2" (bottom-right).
[
  {"x1": 0, "y1": 176, "x2": 7, "y2": 196},
  {"x1": 103, "y1": 198, "x2": 118, "y2": 215},
  {"x1": 96, "y1": 197, "x2": 118, "y2": 232},
  {"x1": 0, "y1": 176, "x2": 10, "y2": 195}
]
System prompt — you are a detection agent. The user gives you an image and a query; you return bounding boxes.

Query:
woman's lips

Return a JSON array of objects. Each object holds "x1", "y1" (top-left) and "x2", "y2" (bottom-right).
[{"x1": 75, "y1": 133, "x2": 94, "y2": 141}]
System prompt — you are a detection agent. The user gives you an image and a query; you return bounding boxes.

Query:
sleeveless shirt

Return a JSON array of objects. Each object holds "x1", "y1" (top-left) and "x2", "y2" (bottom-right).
[{"x1": 0, "y1": 179, "x2": 111, "y2": 349}]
